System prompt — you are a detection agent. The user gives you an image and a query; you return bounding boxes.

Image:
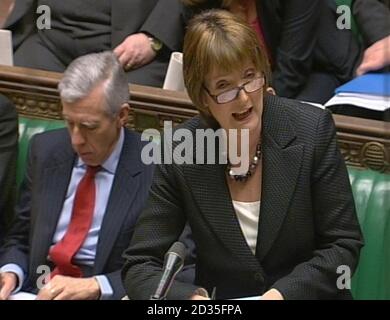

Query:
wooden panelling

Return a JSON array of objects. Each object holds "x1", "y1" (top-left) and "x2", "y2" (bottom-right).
[{"x1": 0, "y1": 65, "x2": 389, "y2": 172}]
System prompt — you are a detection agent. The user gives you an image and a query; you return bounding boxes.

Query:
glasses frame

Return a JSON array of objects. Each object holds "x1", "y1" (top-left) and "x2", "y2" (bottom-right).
[{"x1": 203, "y1": 76, "x2": 265, "y2": 104}]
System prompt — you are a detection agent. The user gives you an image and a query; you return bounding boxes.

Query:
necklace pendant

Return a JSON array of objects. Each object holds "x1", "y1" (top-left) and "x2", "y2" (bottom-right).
[{"x1": 226, "y1": 139, "x2": 262, "y2": 182}]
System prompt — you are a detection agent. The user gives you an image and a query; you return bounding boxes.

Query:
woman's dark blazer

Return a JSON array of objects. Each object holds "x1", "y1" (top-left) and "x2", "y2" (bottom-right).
[{"x1": 122, "y1": 95, "x2": 363, "y2": 300}]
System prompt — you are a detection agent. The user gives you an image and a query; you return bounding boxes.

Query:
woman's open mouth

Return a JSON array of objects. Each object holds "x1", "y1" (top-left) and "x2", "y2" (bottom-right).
[{"x1": 232, "y1": 107, "x2": 253, "y2": 121}]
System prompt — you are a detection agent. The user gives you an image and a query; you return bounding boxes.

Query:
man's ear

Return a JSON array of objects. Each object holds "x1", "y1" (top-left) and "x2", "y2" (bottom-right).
[
  {"x1": 117, "y1": 103, "x2": 130, "y2": 127},
  {"x1": 266, "y1": 87, "x2": 276, "y2": 95}
]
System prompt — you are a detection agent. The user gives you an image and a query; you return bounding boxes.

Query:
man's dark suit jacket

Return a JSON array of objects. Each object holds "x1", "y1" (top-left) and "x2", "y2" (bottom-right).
[
  {"x1": 5, "y1": 0, "x2": 185, "y2": 86},
  {"x1": 122, "y1": 95, "x2": 363, "y2": 300},
  {"x1": 0, "y1": 95, "x2": 18, "y2": 245},
  {"x1": 0, "y1": 128, "x2": 154, "y2": 299},
  {"x1": 353, "y1": 0, "x2": 390, "y2": 46}
]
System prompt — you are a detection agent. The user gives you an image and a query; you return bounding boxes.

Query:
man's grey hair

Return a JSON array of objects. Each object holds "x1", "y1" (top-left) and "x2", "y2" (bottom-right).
[{"x1": 58, "y1": 51, "x2": 129, "y2": 116}]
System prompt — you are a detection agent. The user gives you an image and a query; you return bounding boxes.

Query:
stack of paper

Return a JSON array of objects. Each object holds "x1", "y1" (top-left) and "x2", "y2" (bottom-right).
[
  {"x1": 0, "y1": 29, "x2": 13, "y2": 66},
  {"x1": 163, "y1": 52, "x2": 186, "y2": 92},
  {"x1": 325, "y1": 73, "x2": 390, "y2": 112},
  {"x1": 9, "y1": 292, "x2": 37, "y2": 300}
]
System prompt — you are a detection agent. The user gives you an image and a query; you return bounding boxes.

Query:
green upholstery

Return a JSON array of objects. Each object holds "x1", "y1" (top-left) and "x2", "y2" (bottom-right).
[
  {"x1": 349, "y1": 167, "x2": 390, "y2": 299},
  {"x1": 17, "y1": 116, "x2": 65, "y2": 186},
  {"x1": 15, "y1": 116, "x2": 390, "y2": 299}
]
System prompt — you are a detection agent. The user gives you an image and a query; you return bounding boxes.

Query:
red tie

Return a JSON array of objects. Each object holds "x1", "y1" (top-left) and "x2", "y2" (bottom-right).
[{"x1": 49, "y1": 166, "x2": 100, "y2": 278}]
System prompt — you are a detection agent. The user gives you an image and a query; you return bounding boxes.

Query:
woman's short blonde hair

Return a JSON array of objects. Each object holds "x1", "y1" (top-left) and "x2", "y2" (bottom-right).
[
  {"x1": 183, "y1": 9, "x2": 271, "y2": 123},
  {"x1": 181, "y1": 0, "x2": 234, "y2": 8}
]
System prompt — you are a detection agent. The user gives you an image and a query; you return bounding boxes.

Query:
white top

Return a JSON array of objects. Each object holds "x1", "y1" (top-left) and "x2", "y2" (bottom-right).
[{"x1": 232, "y1": 200, "x2": 261, "y2": 255}]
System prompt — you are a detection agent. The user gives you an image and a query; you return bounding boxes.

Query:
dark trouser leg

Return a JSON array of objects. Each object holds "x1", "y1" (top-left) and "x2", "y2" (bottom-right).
[
  {"x1": 14, "y1": 33, "x2": 66, "y2": 72},
  {"x1": 295, "y1": 72, "x2": 340, "y2": 104},
  {"x1": 0, "y1": 94, "x2": 17, "y2": 245},
  {"x1": 126, "y1": 55, "x2": 169, "y2": 87}
]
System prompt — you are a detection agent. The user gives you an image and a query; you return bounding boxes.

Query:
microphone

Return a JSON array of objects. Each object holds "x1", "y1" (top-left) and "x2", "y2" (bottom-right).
[{"x1": 151, "y1": 241, "x2": 186, "y2": 300}]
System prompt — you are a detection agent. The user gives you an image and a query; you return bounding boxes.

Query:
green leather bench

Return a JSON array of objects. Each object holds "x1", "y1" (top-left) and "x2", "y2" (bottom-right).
[
  {"x1": 349, "y1": 167, "x2": 390, "y2": 299},
  {"x1": 16, "y1": 115, "x2": 390, "y2": 300},
  {"x1": 17, "y1": 116, "x2": 65, "y2": 186},
  {"x1": 326, "y1": 2, "x2": 390, "y2": 299}
]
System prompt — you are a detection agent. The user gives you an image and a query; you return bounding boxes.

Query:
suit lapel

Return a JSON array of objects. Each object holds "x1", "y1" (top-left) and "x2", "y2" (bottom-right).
[
  {"x1": 94, "y1": 130, "x2": 142, "y2": 273},
  {"x1": 256, "y1": 95, "x2": 303, "y2": 261},
  {"x1": 183, "y1": 120, "x2": 263, "y2": 272},
  {"x1": 184, "y1": 163, "x2": 263, "y2": 272},
  {"x1": 30, "y1": 136, "x2": 75, "y2": 269}
]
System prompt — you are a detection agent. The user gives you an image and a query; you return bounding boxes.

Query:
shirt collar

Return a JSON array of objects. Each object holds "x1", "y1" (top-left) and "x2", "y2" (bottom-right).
[{"x1": 76, "y1": 127, "x2": 125, "y2": 174}]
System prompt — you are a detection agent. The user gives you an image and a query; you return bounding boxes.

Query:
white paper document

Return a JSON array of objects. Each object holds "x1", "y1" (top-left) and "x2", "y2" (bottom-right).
[
  {"x1": 230, "y1": 295, "x2": 262, "y2": 300},
  {"x1": 325, "y1": 73, "x2": 390, "y2": 112},
  {"x1": 325, "y1": 92, "x2": 390, "y2": 112},
  {"x1": 8, "y1": 291, "x2": 37, "y2": 300},
  {"x1": 163, "y1": 52, "x2": 186, "y2": 92},
  {"x1": 0, "y1": 29, "x2": 13, "y2": 66}
]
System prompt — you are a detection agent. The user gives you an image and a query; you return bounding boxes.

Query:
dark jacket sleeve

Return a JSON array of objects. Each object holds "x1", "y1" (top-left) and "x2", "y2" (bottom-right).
[
  {"x1": 0, "y1": 95, "x2": 18, "y2": 244},
  {"x1": 122, "y1": 162, "x2": 199, "y2": 300},
  {"x1": 4, "y1": 0, "x2": 36, "y2": 51},
  {"x1": 140, "y1": 0, "x2": 186, "y2": 52},
  {"x1": 270, "y1": 0, "x2": 321, "y2": 98},
  {"x1": 352, "y1": 0, "x2": 390, "y2": 46},
  {"x1": 272, "y1": 110, "x2": 364, "y2": 299},
  {"x1": 0, "y1": 131, "x2": 35, "y2": 275},
  {"x1": 103, "y1": 269, "x2": 127, "y2": 300}
]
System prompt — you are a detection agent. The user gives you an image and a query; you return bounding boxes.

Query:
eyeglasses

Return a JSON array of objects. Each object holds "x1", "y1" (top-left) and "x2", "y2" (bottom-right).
[{"x1": 204, "y1": 76, "x2": 265, "y2": 104}]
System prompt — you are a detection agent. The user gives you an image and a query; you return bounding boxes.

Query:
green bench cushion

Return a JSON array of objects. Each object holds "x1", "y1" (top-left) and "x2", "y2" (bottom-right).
[
  {"x1": 349, "y1": 167, "x2": 390, "y2": 299},
  {"x1": 17, "y1": 116, "x2": 65, "y2": 186}
]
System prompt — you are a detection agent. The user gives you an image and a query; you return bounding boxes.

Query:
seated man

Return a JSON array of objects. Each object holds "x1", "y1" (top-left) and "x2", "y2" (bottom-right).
[
  {"x1": 5, "y1": 0, "x2": 185, "y2": 87},
  {"x1": 0, "y1": 94, "x2": 18, "y2": 245},
  {"x1": 0, "y1": 51, "x2": 155, "y2": 300}
]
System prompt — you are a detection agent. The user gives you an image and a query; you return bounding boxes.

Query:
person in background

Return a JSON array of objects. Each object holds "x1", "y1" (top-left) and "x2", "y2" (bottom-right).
[
  {"x1": 122, "y1": 10, "x2": 363, "y2": 300},
  {"x1": 4, "y1": 0, "x2": 185, "y2": 87},
  {"x1": 0, "y1": 94, "x2": 18, "y2": 245},
  {"x1": 181, "y1": 0, "x2": 362, "y2": 104},
  {"x1": 0, "y1": 51, "x2": 154, "y2": 300}
]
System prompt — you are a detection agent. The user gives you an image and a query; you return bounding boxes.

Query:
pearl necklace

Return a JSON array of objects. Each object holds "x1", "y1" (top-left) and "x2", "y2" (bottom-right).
[{"x1": 227, "y1": 142, "x2": 262, "y2": 182}]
